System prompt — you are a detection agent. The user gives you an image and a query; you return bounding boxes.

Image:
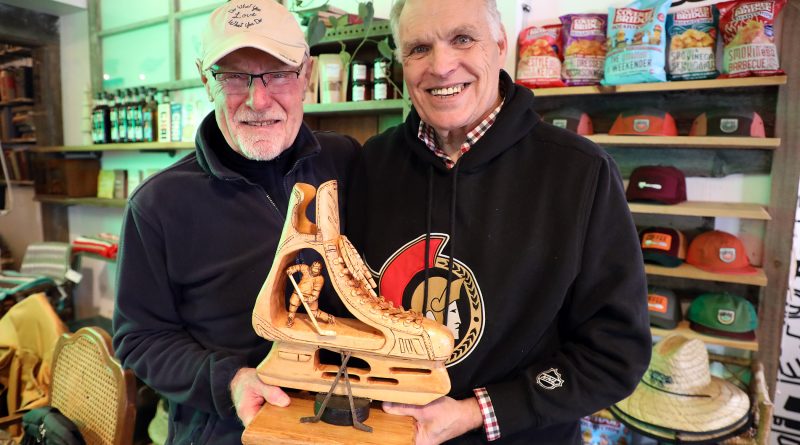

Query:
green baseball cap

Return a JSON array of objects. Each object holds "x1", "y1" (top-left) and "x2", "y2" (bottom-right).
[{"x1": 687, "y1": 293, "x2": 757, "y2": 341}]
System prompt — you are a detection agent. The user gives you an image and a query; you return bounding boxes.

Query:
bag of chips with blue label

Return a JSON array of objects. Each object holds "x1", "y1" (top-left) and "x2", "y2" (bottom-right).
[{"x1": 602, "y1": 0, "x2": 672, "y2": 86}]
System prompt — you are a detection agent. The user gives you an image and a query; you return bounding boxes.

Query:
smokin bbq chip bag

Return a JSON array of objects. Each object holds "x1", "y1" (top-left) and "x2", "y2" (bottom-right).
[{"x1": 717, "y1": 0, "x2": 786, "y2": 77}]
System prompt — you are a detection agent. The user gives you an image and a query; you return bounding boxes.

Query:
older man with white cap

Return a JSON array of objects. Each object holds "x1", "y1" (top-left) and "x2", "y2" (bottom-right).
[{"x1": 112, "y1": 1, "x2": 359, "y2": 443}]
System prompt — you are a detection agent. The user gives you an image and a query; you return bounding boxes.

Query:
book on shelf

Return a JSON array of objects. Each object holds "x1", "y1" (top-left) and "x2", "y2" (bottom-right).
[
  {"x1": 112, "y1": 169, "x2": 128, "y2": 199},
  {"x1": 127, "y1": 169, "x2": 142, "y2": 196},
  {"x1": 96, "y1": 169, "x2": 115, "y2": 199}
]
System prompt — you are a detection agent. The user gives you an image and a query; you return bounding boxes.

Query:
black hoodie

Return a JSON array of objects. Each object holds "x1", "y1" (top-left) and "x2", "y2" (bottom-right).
[
  {"x1": 347, "y1": 71, "x2": 651, "y2": 444},
  {"x1": 113, "y1": 112, "x2": 359, "y2": 444}
]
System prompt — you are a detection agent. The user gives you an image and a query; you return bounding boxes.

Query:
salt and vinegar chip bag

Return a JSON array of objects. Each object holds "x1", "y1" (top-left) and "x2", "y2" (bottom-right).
[
  {"x1": 717, "y1": 0, "x2": 786, "y2": 77},
  {"x1": 667, "y1": 6, "x2": 719, "y2": 80},
  {"x1": 516, "y1": 24, "x2": 566, "y2": 88},
  {"x1": 602, "y1": 0, "x2": 672, "y2": 85},
  {"x1": 559, "y1": 14, "x2": 608, "y2": 86}
]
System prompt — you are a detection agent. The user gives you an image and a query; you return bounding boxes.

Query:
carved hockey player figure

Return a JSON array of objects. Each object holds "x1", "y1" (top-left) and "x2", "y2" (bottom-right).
[{"x1": 286, "y1": 261, "x2": 335, "y2": 328}]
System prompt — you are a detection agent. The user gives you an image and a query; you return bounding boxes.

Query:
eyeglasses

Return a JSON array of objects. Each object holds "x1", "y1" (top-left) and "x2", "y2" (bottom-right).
[{"x1": 210, "y1": 69, "x2": 302, "y2": 95}]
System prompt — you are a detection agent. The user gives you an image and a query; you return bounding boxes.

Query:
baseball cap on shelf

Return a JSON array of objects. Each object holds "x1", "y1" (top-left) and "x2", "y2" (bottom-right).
[
  {"x1": 609, "y1": 109, "x2": 678, "y2": 136},
  {"x1": 689, "y1": 110, "x2": 766, "y2": 137},
  {"x1": 687, "y1": 293, "x2": 758, "y2": 341},
  {"x1": 626, "y1": 166, "x2": 687, "y2": 205},
  {"x1": 542, "y1": 108, "x2": 594, "y2": 135},
  {"x1": 686, "y1": 230, "x2": 757, "y2": 275},
  {"x1": 200, "y1": 0, "x2": 309, "y2": 72},
  {"x1": 640, "y1": 227, "x2": 687, "y2": 268},
  {"x1": 648, "y1": 286, "x2": 682, "y2": 329}
]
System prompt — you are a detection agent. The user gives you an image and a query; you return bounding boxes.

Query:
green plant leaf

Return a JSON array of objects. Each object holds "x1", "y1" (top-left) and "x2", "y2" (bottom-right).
[
  {"x1": 339, "y1": 48, "x2": 352, "y2": 68},
  {"x1": 378, "y1": 37, "x2": 394, "y2": 61},
  {"x1": 358, "y1": 2, "x2": 374, "y2": 34},
  {"x1": 306, "y1": 15, "x2": 327, "y2": 47}
]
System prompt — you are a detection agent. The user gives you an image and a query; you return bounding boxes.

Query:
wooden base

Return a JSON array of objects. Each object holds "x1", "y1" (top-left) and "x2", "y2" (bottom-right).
[{"x1": 242, "y1": 395, "x2": 416, "y2": 445}]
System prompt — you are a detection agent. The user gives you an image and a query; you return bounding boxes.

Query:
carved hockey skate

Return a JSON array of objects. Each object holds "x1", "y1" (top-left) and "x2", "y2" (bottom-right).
[{"x1": 252, "y1": 180, "x2": 454, "y2": 405}]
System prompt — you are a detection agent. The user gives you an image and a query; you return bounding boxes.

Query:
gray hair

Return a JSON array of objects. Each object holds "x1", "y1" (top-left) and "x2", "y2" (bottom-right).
[{"x1": 389, "y1": 0, "x2": 503, "y2": 61}]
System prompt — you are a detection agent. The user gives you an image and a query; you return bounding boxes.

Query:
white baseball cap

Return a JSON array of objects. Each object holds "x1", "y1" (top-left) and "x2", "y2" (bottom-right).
[{"x1": 200, "y1": 0, "x2": 309, "y2": 71}]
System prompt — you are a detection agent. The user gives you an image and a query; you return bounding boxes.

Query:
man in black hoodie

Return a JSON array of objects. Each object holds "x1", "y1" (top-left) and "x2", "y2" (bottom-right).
[
  {"x1": 346, "y1": 0, "x2": 652, "y2": 444},
  {"x1": 112, "y1": 1, "x2": 358, "y2": 443}
]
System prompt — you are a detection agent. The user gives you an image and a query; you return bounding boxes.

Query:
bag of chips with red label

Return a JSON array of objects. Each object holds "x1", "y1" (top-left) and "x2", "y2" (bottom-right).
[
  {"x1": 717, "y1": 0, "x2": 786, "y2": 77},
  {"x1": 515, "y1": 24, "x2": 565, "y2": 89},
  {"x1": 560, "y1": 14, "x2": 608, "y2": 86}
]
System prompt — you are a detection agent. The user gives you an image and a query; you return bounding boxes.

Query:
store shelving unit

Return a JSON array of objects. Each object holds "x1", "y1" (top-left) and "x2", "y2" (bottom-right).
[
  {"x1": 532, "y1": 75, "x2": 787, "y2": 97},
  {"x1": 587, "y1": 134, "x2": 780, "y2": 149},
  {"x1": 651, "y1": 320, "x2": 758, "y2": 351},
  {"x1": 627, "y1": 201, "x2": 771, "y2": 220},
  {"x1": 644, "y1": 263, "x2": 768, "y2": 287}
]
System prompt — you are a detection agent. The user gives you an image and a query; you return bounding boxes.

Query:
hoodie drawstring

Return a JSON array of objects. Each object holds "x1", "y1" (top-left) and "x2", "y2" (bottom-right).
[{"x1": 422, "y1": 162, "x2": 459, "y2": 329}]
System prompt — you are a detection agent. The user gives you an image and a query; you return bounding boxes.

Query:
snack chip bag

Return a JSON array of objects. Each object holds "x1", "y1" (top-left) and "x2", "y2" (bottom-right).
[
  {"x1": 559, "y1": 14, "x2": 608, "y2": 86},
  {"x1": 516, "y1": 24, "x2": 566, "y2": 89},
  {"x1": 602, "y1": 0, "x2": 672, "y2": 85},
  {"x1": 667, "y1": 6, "x2": 719, "y2": 80},
  {"x1": 717, "y1": 0, "x2": 786, "y2": 77}
]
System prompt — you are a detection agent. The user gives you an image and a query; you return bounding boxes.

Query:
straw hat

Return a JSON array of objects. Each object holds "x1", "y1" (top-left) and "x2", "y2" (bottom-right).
[{"x1": 612, "y1": 335, "x2": 750, "y2": 437}]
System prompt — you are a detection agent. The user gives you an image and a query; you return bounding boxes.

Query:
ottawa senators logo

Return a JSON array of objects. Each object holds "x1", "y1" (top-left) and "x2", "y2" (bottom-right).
[{"x1": 371, "y1": 234, "x2": 484, "y2": 367}]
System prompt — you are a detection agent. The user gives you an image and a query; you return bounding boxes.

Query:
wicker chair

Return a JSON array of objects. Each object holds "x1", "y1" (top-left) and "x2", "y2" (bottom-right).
[{"x1": 50, "y1": 327, "x2": 136, "y2": 445}]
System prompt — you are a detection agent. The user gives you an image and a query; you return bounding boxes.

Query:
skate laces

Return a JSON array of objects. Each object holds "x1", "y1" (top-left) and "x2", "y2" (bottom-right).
[{"x1": 338, "y1": 237, "x2": 423, "y2": 324}]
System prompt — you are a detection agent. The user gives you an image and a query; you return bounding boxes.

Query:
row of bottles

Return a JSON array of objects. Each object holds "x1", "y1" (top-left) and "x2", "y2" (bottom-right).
[{"x1": 92, "y1": 88, "x2": 175, "y2": 144}]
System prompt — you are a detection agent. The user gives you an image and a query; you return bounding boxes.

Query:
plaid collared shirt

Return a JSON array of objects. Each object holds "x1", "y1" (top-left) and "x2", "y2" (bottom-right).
[{"x1": 417, "y1": 96, "x2": 505, "y2": 169}]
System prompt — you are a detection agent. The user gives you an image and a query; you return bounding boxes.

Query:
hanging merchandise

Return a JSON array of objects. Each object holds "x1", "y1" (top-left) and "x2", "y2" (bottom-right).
[
  {"x1": 515, "y1": 24, "x2": 565, "y2": 88},
  {"x1": 602, "y1": 0, "x2": 672, "y2": 85},
  {"x1": 717, "y1": 0, "x2": 786, "y2": 78},
  {"x1": 610, "y1": 335, "x2": 751, "y2": 442},
  {"x1": 559, "y1": 14, "x2": 608, "y2": 86},
  {"x1": 666, "y1": 5, "x2": 719, "y2": 81}
]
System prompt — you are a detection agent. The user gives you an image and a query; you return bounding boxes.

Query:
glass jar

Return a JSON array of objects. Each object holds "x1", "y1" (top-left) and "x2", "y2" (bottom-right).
[
  {"x1": 351, "y1": 80, "x2": 369, "y2": 102},
  {"x1": 373, "y1": 78, "x2": 388, "y2": 101},
  {"x1": 373, "y1": 57, "x2": 391, "y2": 80}
]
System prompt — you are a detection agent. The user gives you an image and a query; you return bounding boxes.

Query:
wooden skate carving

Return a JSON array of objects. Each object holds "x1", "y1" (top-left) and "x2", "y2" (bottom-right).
[{"x1": 252, "y1": 180, "x2": 454, "y2": 406}]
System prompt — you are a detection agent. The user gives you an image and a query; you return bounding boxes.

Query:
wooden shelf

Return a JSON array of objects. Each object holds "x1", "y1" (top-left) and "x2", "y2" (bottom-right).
[
  {"x1": 0, "y1": 180, "x2": 34, "y2": 186},
  {"x1": 645, "y1": 263, "x2": 768, "y2": 287},
  {"x1": 531, "y1": 76, "x2": 788, "y2": 97},
  {"x1": 2, "y1": 138, "x2": 36, "y2": 145},
  {"x1": 651, "y1": 320, "x2": 758, "y2": 351},
  {"x1": 628, "y1": 201, "x2": 770, "y2": 220},
  {"x1": 0, "y1": 47, "x2": 32, "y2": 64},
  {"x1": 0, "y1": 98, "x2": 34, "y2": 107},
  {"x1": 32, "y1": 141, "x2": 194, "y2": 153},
  {"x1": 304, "y1": 99, "x2": 404, "y2": 116},
  {"x1": 587, "y1": 134, "x2": 779, "y2": 149},
  {"x1": 317, "y1": 21, "x2": 392, "y2": 45},
  {"x1": 34, "y1": 195, "x2": 127, "y2": 208}
]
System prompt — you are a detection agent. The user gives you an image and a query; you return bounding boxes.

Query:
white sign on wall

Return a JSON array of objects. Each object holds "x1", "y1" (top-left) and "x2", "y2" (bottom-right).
[{"x1": 771, "y1": 180, "x2": 800, "y2": 444}]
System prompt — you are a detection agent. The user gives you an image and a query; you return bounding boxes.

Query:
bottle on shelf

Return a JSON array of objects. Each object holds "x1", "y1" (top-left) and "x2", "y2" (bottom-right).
[
  {"x1": 109, "y1": 92, "x2": 120, "y2": 143},
  {"x1": 133, "y1": 87, "x2": 145, "y2": 142},
  {"x1": 116, "y1": 89, "x2": 128, "y2": 143},
  {"x1": 92, "y1": 92, "x2": 111, "y2": 144},
  {"x1": 142, "y1": 88, "x2": 157, "y2": 143},
  {"x1": 157, "y1": 90, "x2": 171, "y2": 143},
  {"x1": 125, "y1": 89, "x2": 137, "y2": 143}
]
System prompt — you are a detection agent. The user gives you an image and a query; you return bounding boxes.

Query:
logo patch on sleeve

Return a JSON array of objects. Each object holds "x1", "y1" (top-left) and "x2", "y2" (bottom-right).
[{"x1": 536, "y1": 368, "x2": 565, "y2": 390}]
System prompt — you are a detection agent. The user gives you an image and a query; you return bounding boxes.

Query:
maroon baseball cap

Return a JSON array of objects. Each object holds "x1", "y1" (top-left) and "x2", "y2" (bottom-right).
[{"x1": 626, "y1": 166, "x2": 687, "y2": 205}]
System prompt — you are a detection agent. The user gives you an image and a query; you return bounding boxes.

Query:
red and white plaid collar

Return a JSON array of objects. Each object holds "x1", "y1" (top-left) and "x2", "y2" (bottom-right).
[{"x1": 417, "y1": 94, "x2": 505, "y2": 169}]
